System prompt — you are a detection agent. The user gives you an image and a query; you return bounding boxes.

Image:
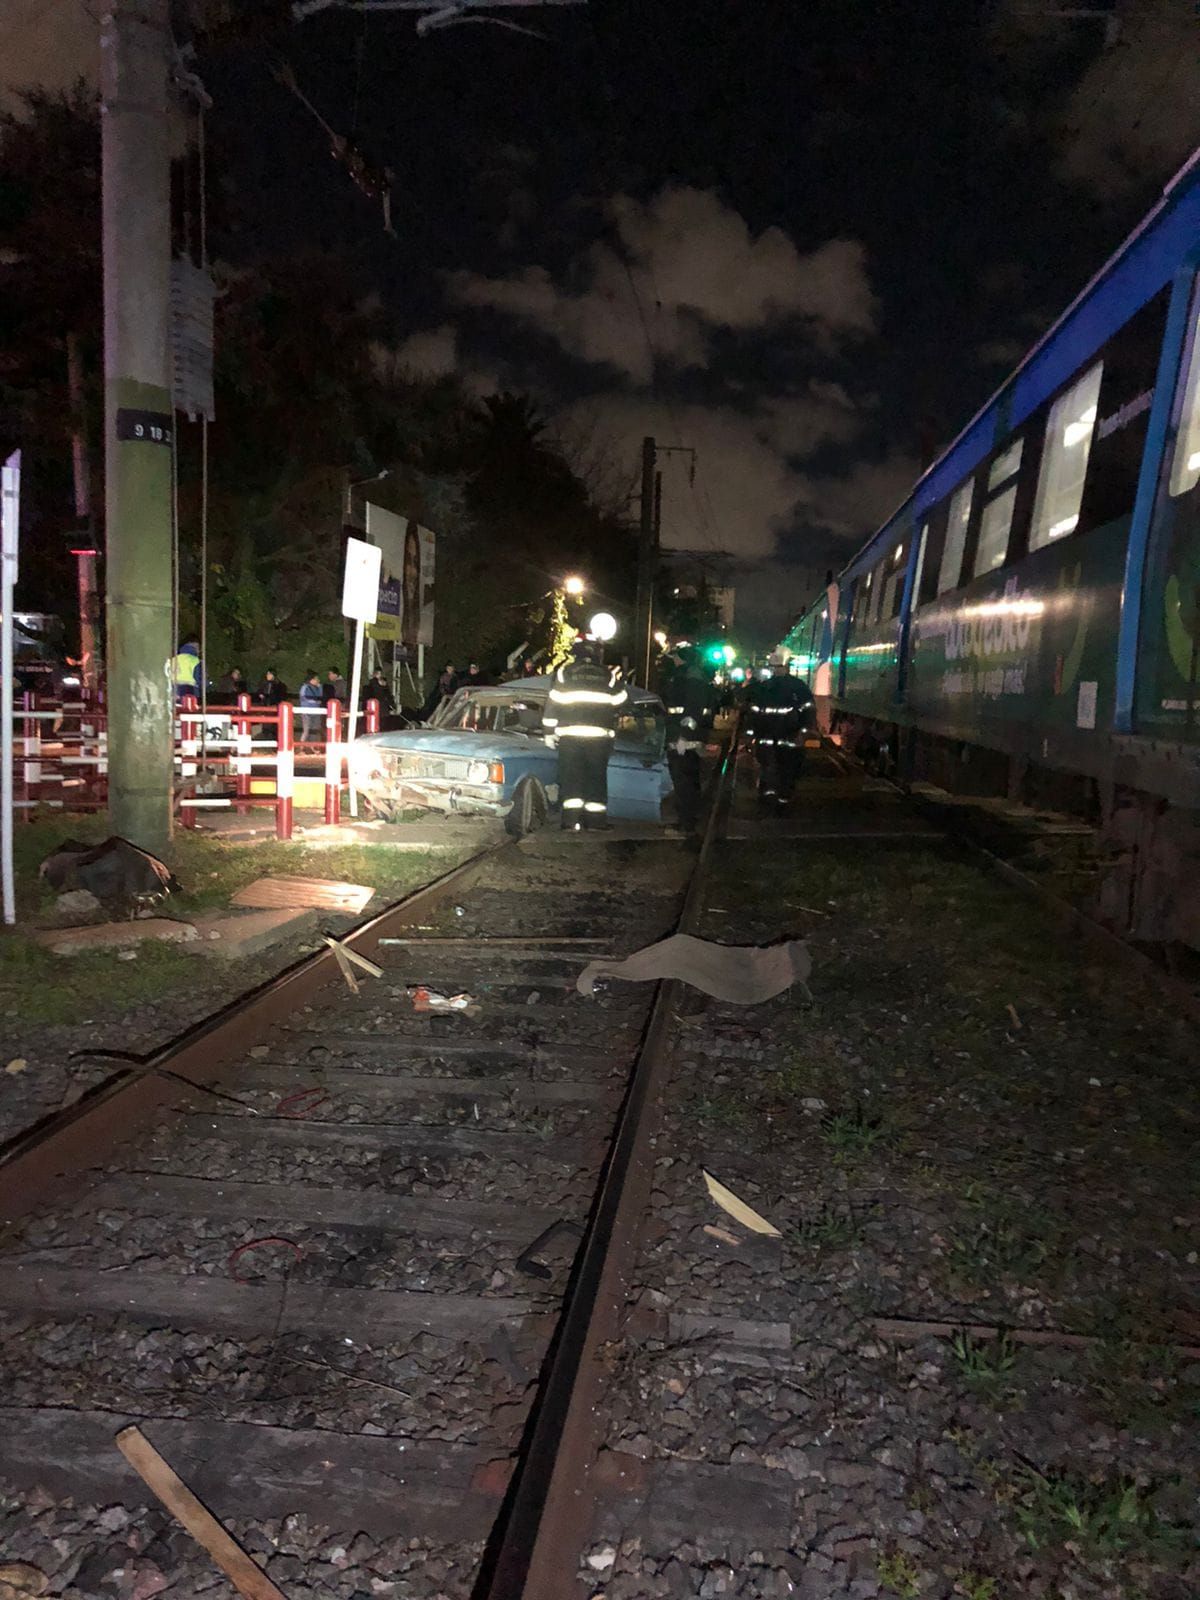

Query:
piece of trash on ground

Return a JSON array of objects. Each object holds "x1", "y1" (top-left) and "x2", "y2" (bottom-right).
[
  {"x1": 702, "y1": 1169, "x2": 781, "y2": 1237},
  {"x1": 232, "y1": 876, "x2": 374, "y2": 914},
  {"x1": 410, "y1": 986, "x2": 480, "y2": 1016},
  {"x1": 5, "y1": 1059, "x2": 28, "y2": 1076},
  {"x1": 40, "y1": 836, "x2": 180, "y2": 907},
  {"x1": 1006, "y1": 1002, "x2": 1022, "y2": 1029},
  {"x1": 577, "y1": 933, "x2": 810, "y2": 1005},
  {"x1": 703, "y1": 1224, "x2": 742, "y2": 1246},
  {"x1": 114, "y1": 1425, "x2": 287, "y2": 1600}
]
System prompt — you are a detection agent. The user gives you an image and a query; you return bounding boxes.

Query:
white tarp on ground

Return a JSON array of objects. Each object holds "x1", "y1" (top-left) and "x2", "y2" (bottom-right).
[{"x1": 577, "y1": 934, "x2": 811, "y2": 1005}]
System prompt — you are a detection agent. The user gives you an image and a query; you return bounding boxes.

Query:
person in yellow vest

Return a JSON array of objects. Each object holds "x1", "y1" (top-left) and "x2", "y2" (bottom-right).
[{"x1": 172, "y1": 639, "x2": 202, "y2": 704}]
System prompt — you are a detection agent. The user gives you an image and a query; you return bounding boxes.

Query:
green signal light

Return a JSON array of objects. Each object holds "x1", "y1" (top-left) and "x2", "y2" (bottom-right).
[{"x1": 705, "y1": 643, "x2": 724, "y2": 663}]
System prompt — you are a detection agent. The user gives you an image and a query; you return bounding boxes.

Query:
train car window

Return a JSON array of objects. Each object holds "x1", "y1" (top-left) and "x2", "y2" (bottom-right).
[
  {"x1": 937, "y1": 479, "x2": 974, "y2": 593},
  {"x1": 881, "y1": 541, "x2": 907, "y2": 619},
  {"x1": 1029, "y1": 361, "x2": 1103, "y2": 549},
  {"x1": 973, "y1": 439, "x2": 1024, "y2": 576},
  {"x1": 911, "y1": 523, "x2": 930, "y2": 607},
  {"x1": 871, "y1": 559, "x2": 888, "y2": 622},
  {"x1": 1168, "y1": 296, "x2": 1200, "y2": 497},
  {"x1": 917, "y1": 512, "x2": 945, "y2": 604}
]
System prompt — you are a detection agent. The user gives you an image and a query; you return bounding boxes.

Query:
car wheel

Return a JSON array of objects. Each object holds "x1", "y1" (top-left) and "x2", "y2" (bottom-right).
[{"x1": 505, "y1": 776, "x2": 546, "y2": 838}]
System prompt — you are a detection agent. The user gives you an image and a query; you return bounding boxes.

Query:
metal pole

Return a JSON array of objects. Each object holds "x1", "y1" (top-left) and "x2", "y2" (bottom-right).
[
  {"x1": 634, "y1": 435, "x2": 656, "y2": 686},
  {"x1": 67, "y1": 333, "x2": 102, "y2": 701},
  {"x1": 2, "y1": 451, "x2": 20, "y2": 925},
  {"x1": 101, "y1": 0, "x2": 175, "y2": 852},
  {"x1": 346, "y1": 618, "x2": 366, "y2": 817}
]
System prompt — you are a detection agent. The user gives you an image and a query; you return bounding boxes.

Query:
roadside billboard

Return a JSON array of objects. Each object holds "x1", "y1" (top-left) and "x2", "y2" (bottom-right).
[{"x1": 365, "y1": 504, "x2": 436, "y2": 651}]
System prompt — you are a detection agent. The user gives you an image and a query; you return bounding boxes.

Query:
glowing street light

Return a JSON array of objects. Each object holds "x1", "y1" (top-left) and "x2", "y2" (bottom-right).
[
  {"x1": 563, "y1": 575, "x2": 585, "y2": 596},
  {"x1": 589, "y1": 611, "x2": 618, "y2": 641}
]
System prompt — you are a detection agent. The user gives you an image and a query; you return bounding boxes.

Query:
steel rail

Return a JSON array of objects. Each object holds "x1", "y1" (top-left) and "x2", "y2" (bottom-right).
[
  {"x1": 477, "y1": 742, "x2": 736, "y2": 1600},
  {"x1": 0, "y1": 839, "x2": 513, "y2": 1226}
]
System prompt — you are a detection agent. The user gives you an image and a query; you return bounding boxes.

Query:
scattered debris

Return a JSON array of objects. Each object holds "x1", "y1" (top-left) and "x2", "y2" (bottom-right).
[
  {"x1": 515, "y1": 1219, "x2": 583, "y2": 1279},
  {"x1": 34, "y1": 919, "x2": 198, "y2": 956},
  {"x1": 1006, "y1": 1002, "x2": 1022, "y2": 1029},
  {"x1": 322, "y1": 933, "x2": 383, "y2": 994},
  {"x1": 114, "y1": 1426, "x2": 288, "y2": 1600},
  {"x1": 702, "y1": 1170, "x2": 782, "y2": 1238},
  {"x1": 577, "y1": 933, "x2": 812, "y2": 1005},
  {"x1": 4, "y1": 1059, "x2": 27, "y2": 1076},
  {"x1": 227, "y1": 1236, "x2": 303, "y2": 1285},
  {"x1": 585, "y1": 1545, "x2": 617, "y2": 1575},
  {"x1": 231, "y1": 876, "x2": 374, "y2": 914},
  {"x1": 410, "y1": 986, "x2": 480, "y2": 1016},
  {"x1": 40, "y1": 837, "x2": 180, "y2": 907},
  {"x1": 702, "y1": 1224, "x2": 742, "y2": 1246}
]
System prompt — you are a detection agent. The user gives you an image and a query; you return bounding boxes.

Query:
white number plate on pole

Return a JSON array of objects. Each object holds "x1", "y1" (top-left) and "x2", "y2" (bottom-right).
[{"x1": 342, "y1": 537, "x2": 382, "y2": 623}]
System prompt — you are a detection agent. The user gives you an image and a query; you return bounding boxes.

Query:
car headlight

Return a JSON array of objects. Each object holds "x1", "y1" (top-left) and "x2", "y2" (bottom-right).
[{"x1": 468, "y1": 760, "x2": 490, "y2": 784}]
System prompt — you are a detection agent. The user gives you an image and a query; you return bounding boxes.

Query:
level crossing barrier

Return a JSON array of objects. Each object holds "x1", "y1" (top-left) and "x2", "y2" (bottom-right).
[{"x1": 7, "y1": 692, "x2": 381, "y2": 840}]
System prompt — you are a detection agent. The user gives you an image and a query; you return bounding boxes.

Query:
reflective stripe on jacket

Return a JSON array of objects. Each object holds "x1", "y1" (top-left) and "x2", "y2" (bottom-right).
[
  {"x1": 745, "y1": 674, "x2": 814, "y2": 744},
  {"x1": 543, "y1": 661, "x2": 627, "y2": 738}
]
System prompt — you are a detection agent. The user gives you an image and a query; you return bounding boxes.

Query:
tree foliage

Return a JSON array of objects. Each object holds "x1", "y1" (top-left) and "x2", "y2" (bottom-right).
[{"x1": 2, "y1": 91, "x2": 636, "y2": 699}]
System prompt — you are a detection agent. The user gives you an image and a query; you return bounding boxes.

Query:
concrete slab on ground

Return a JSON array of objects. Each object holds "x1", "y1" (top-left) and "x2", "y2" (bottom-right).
[
  {"x1": 34, "y1": 919, "x2": 199, "y2": 955},
  {"x1": 193, "y1": 809, "x2": 506, "y2": 850},
  {"x1": 188, "y1": 906, "x2": 318, "y2": 958}
]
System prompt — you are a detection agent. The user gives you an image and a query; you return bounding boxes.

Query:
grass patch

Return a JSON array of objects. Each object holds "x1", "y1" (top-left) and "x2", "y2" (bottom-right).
[
  {"x1": 788, "y1": 1203, "x2": 864, "y2": 1253},
  {"x1": 0, "y1": 811, "x2": 459, "y2": 1027},
  {"x1": 1012, "y1": 1466, "x2": 1191, "y2": 1565},
  {"x1": 820, "y1": 1101, "x2": 888, "y2": 1160},
  {"x1": 950, "y1": 1330, "x2": 1017, "y2": 1393},
  {"x1": 876, "y1": 1549, "x2": 922, "y2": 1599}
]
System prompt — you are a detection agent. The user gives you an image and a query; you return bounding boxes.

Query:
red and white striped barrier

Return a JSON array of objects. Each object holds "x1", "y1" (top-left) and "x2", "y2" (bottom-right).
[{"x1": 9, "y1": 691, "x2": 381, "y2": 841}]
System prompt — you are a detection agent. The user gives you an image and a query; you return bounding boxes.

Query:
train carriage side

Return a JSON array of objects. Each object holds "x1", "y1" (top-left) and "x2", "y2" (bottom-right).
[{"x1": 793, "y1": 149, "x2": 1200, "y2": 947}]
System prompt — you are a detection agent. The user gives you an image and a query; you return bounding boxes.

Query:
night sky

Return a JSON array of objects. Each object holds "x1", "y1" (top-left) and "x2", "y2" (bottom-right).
[{"x1": 4, "y1": 0, "x2": 1199, "y2": 645}]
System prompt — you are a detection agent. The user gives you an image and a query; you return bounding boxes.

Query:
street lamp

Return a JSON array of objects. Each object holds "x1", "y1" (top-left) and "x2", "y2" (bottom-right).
[
  {"x1": 343, "y1": 467, "x2": 389, "y2": 520},
  {"x1": 563, "y1": 575, "x2": 585, "y2": 597},
  {"x1": 589, "y1": 611, "x2": 618, "y2": 641}
]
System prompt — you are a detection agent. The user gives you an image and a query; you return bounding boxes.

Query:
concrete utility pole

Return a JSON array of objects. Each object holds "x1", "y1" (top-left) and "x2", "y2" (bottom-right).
[
  {"x1": 634, "y1": 435, "x2": 656, "y2": 686},
  {"x1": 101, "y1": 0, "x2": 176, "y2": 851},
  {"x1": 67, "y1": 332, "x2": 102, "y2": 701}
]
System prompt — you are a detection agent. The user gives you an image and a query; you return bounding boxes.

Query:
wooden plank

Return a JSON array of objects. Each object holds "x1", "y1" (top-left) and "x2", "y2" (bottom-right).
[
  {"x1": 116, "y1": 1426, "x2": 286, "y2": 1600},
  {"x1": 85, "y1": 1175, "x2": 572, "y2": 1241},
  {"x1": 242, "y1": 1062, "x2": 611, "y2": 1105},
  {"x1": 0, "y1": 1265, "x2": 533, "y2": 1337},
  {"x1": 168, "y1": 1113, "x2": 595, "y2": 1163},
  {"x1": 232, "y1": 876, "x2": 375, "y2": 914},
  {"x1": 0, "y1": 1408, "x2": 497, "y2": 1538}
]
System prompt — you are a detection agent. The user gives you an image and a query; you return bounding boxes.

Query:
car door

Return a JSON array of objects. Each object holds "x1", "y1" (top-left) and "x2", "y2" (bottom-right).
[{"x1": 607, "y1": 699, "x2": 671, "y2": 820}]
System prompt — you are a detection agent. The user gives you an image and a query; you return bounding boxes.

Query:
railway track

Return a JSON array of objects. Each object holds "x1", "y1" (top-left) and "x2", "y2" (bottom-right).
[{"x1": 0, "y1": 761, "x2": 731, "y2": 1598}]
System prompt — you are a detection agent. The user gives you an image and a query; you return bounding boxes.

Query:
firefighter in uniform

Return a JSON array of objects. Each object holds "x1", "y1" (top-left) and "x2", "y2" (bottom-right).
[
  {"x1": 745, "y1": 650, "x2": 814, "y2": 806},
  {"x1": 662, "y1": 646, "x2": 713, "y2": 834},
  {"x1": 543, "y1": 639, "x2": 628, "y2": 830}
]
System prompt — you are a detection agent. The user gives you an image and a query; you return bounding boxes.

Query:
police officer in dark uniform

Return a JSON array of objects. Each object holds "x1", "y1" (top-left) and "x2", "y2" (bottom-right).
[
  {"x1": 745, "y1": 650, "x2": 815, "y2": 806},
  {"x1": 662, "y1": 645, "x2": 713, "y2": 834},
  {"x1": 543, "y1": 639, "x2": 628, "y2": 830}
]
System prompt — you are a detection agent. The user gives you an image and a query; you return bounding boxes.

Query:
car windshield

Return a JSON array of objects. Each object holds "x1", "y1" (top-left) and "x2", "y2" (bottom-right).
[{"x1": 431, "y1": 690, "x2": 545, "y2": 735}]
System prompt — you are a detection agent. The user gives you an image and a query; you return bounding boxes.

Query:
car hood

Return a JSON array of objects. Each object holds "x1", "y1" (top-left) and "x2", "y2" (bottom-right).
[{"x1": 354, "y1": 728, "x2": 546, "y2": 763}]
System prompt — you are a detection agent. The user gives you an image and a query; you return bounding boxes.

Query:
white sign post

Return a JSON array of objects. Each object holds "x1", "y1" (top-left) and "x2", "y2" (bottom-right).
[
  {"x1": 2, "y1": 451, "x2": 21, "y2": 925},
  {"x1": 342, "y1": 537, "x2": 382, "y2": 819}
]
